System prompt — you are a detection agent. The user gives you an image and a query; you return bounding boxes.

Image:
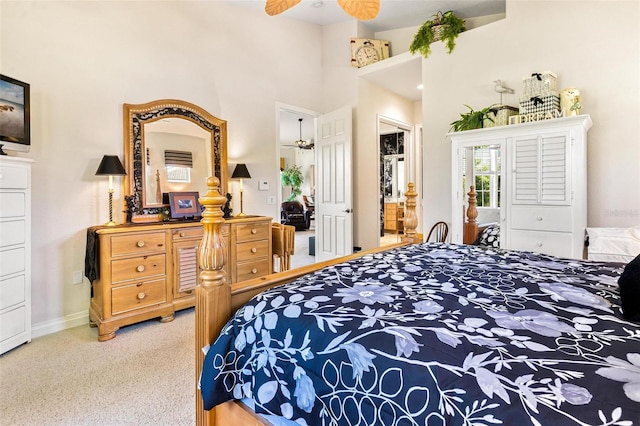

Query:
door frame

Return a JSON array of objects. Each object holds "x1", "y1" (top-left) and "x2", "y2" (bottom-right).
[
  {"x1": 275, "y1": 103, "x2": 320, "y2": 209},
  {"x1": 377, "y1": 115, "x2": 416, "y2": 245}
]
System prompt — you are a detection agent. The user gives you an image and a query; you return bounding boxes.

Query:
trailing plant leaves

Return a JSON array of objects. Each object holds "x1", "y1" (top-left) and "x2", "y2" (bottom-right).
[{"x1": 410, "y1": 10, "x2": 465, "y2": 58}]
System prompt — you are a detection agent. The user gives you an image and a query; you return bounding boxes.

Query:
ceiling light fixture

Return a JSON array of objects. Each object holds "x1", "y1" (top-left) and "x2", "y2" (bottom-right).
[
  {"x1": 266, "y1": 0, "x2": 379, "y2": 20},
  {"x1": 294, "y1": 118, "x2": 314, "y2": 150}
]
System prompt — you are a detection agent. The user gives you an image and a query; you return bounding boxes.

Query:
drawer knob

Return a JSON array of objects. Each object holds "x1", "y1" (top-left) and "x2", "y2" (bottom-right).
[
  {"x1": 251, "y1": 268, "x2": 258, "y2": 274},
  {"x1": 251, "y1": 247, "x2": 257, "y2": 253},
  {"x1": 137, "y1": 292, "x2": 146, "y2": 300},
  {"x1": 179, "y1": 232, "x2": 186, "y2": 237},
  {"x1": 137, "y1": 240, "x2": 145, "y2": 248},
  {"x1": 536, "y1": 217, "x2": 543, "y2": 221},
  {"x1": 136, "y1": 265, "x2": 145, "y2": 272},
  {"x1": 251, "y1": 228, "x2": 257, "y2": 234}
]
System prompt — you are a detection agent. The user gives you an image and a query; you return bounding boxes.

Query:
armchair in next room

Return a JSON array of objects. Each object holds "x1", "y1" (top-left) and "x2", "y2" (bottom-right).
[{"x1": 280, "y1": 201, "x2": 310, "y2": 231}]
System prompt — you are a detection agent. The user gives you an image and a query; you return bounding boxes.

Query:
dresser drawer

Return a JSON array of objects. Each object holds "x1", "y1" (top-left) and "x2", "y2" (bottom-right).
[
  {"x1": 172, "y1": 227, "x2": 203, "y2": 240},
  {"x1": 236, "y1": 259, "x2": 271, "y2": 282},
  {"x1": 0, "y1": 305, "x2": 26, "y2": 341},
  {"x1": 0, "y1": 275, "x2": 25, "y2": 310},
  {"x1": 510, "y1": 206, "x2": 572, "y2": 232},
  {"x1": 0, "y1": 193, "x2": 26, "y2": 219},
  {"x1": 0, "y1": 219, "x2": 25, "y2": 247},
  {"x1": 110, "y1": 232, "x2": 166, "y2": 256},
  {"x1": 111, "y1": 254, "x2": 166, "y2": 283},
  {"x1": 0, "y1": 164, "x2": 28, "y2": 189},
  {"x1": 111, "y1": 278, "x2": 166, "y2": 314},
  {"x1": 235, "y1": 222, "x2": 270, "y2": 243},
  {"x1": 236, "y1": 240, "x2": 269, "y2": 262},
  {"x1": 509, "y1": 229, "x2": 573, "y2": 258},
  {"x1": 0, "y1": 247, "x2": 25, "y2": 277}
]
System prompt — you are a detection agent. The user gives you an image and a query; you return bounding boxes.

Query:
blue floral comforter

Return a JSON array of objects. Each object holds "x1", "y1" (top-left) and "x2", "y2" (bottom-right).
[{"x1": 200, "y1": 243, "x2": 640, "y2": 425}]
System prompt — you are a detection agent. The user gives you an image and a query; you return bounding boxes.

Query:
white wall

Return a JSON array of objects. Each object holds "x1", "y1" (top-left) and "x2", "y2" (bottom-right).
[
  {"x1": 1, "y1": 1, "x2": 326, "y2": 333},
  {"x1": 357, "y1": 79, "x2": 418, "y2": 249},
  {"x1": 422, "y1": 0, "x2": 640, "y2": 232},
  {"x1": 2, "y1": 0, "x2": 638, "y2": 336}
]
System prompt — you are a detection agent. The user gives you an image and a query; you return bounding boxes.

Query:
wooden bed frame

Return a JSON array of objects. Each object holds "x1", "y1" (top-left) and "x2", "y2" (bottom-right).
[{"x1": 194, "y1": 178, "x2": 421, "y2": 425}]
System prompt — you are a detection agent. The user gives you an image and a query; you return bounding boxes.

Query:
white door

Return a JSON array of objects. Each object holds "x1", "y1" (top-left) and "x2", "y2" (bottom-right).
[{"x1": 315, "y1": 106, "x2": 353, "y2": 261}]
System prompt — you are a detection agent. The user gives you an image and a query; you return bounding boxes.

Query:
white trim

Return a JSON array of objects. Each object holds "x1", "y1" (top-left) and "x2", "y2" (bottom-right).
[{"x1": 31, "y1": 310, "x2": 89, "y2": 339}]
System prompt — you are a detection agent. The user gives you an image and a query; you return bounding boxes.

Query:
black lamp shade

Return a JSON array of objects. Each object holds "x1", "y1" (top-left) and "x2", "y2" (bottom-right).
[
  {"x1": 231, "y1": 163, "x2": 251, "y2": 179},
  {"x1": 95, "y1": 155, "x2": 126, "y2": 176}
]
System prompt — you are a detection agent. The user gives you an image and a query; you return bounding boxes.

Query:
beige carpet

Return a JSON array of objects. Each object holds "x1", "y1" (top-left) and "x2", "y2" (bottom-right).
[
  {"x1": 0, "y1": 232, "x2": 374, "y2": 425},
  {"x1": 0, "y1": 309, "x2": 195, "y2": 425}
]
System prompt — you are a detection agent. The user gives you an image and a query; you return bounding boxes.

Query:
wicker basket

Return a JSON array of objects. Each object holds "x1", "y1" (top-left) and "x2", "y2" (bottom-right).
[{"x1": 431, "y1": 25, "x2": 445, "y2": 42}]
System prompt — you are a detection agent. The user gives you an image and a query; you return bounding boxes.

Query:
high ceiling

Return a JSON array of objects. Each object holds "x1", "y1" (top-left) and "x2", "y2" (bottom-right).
[
  {"x1": 234, "y1": 0, "x2": 505, "y2": 32},
  {"x1": 235, "y1": 0, "x2": 507, "y2": 145}
]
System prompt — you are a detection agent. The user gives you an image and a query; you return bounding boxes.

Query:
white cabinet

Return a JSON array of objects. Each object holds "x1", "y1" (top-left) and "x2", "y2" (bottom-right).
[
  {"x1": 450, "y1": 115, "x2": 592, "y2": 259},
  {"x1": 0, "y1": 156, "x2": 32, "y2": 354}
]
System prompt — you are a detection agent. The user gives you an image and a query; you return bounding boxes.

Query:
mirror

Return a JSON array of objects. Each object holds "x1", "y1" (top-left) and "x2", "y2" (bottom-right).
[
  {"x1": 451, "y1": 141, "x2": 504, "y2": 243},
  {"x1": 379, "y1": 118, "x2": 411, "y2": 245},
  {"x1": 123, "y1": 99, "x2": 227, "y2": 217}
]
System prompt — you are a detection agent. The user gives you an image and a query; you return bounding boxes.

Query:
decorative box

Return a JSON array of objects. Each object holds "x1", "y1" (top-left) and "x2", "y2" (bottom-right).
[
  {"x1": 519, "y1": 94, "x2": 560, "y2": 115},
  {"x1": 484, "y1": 105, "x2": 519, "y2": 128},
  {"x1": 522, "y1": 71, "x2": 558, "y2": 97}
]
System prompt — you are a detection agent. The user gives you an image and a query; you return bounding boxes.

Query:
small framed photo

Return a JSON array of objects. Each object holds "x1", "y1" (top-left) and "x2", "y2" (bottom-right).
[{"x1": 168, "y1": 192, "x2": 201, "y2": 219}]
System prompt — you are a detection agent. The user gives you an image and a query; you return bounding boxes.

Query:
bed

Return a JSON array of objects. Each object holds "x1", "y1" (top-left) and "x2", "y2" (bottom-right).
[{"x1": 194, "y1": 178, "x2": 639, "y2": 425}]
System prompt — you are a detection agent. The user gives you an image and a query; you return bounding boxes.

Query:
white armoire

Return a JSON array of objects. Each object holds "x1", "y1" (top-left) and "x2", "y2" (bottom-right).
[
  {"x1": 0, "y1": 156, "x2": 32, "y2": 354},
  {"x1": 450, "y1": 115, "x2": 592, "y2": 259}
]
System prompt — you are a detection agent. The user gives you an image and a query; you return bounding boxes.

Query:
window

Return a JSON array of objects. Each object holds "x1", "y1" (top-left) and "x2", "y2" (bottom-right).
[
  {"x1": 473, "y1": 145, "x2": 501, "y2": 208},
  {"x1": 462, "y1": 145, "x2": 501, "y2": 209},
  {"x1": 165, "y1": 150, "x2": 193, "y2": 183}
]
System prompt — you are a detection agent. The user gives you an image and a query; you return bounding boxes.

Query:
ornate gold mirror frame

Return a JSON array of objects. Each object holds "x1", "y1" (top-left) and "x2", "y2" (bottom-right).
[{"x1": 123, "y1": 99, "x2": 227, "y2": 219}]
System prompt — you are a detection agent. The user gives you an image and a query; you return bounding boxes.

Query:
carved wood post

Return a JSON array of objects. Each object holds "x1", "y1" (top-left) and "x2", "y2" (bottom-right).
[
  {"x1": 463, "y1": 185, "x2": 478, "y2": 244},
  {"x1": 196, "y1": 177, "x2": 228, "y2": 426},
  {"x1": 402, "y1": 182, "x2": 419, "y2": 244}
]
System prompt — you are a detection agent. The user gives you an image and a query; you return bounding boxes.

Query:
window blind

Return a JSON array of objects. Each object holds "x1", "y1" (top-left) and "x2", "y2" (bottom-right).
[{"x1": 164, "y1": 150, "x2": 193, "y2": 167}]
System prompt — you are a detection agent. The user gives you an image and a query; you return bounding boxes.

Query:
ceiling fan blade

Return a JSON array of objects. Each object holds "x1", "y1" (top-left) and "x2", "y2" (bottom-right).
[
  {"x1": 337, "y1": 0, "x2": 380, "y2": 20},
  {"x1": 265, "y1": 0, "x2": 302, "y2": 16}
]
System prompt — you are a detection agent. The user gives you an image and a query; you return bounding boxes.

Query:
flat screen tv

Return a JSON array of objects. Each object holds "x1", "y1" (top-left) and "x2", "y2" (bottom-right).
[{"x1": 0, "y1": 74, "x2": 31, "y2": 155}]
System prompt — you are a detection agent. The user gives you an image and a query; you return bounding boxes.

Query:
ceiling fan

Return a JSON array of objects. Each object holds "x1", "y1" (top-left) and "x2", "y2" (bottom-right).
[
  {"x1": 284, "y1": 118, "x2": 314, "y2": 150},
  {"x1": 265, "y1": 0, "x2": 380, "y2": 20}
]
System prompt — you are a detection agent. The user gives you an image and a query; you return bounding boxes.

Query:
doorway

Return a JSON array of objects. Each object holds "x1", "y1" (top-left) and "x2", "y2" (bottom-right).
[
  {"x1": 276, "y1": 103, "x2": 319, "y2": 268},
  {"x1": 378, "y1": 116, "x2": 414, "y2": 247}
]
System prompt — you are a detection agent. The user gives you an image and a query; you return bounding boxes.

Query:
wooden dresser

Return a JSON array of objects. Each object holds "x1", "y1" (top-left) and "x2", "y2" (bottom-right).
[
  {"x1": 384, "y1": 202, "x2": 404, "y2": 233},
  {"x1": 88, "y1": 216, "x2": 271, "y2": 341}
]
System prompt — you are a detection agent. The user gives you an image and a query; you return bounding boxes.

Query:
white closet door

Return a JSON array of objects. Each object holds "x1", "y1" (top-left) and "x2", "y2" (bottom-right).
[
  {"x1": 512, "y1": 131, "x2": 570, "y2": 206},
  {"x1": 540, "y1": 134, "x2": 570, "y2": 205},
  {"x1": 512, "y1": 136, "x2": 539, "y2": 204}
]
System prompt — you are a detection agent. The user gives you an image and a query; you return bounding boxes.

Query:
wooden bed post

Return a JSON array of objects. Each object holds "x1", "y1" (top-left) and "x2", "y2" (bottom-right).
[
  {"x1": 196, "y1": 177, "x2": 228, "y2": 426},
  {"x1": 402, "y1": 182, "x2": 419, "y2": 244},
  {"x1": 463, "y1": 185, "x2": 478, "y2": 244}
]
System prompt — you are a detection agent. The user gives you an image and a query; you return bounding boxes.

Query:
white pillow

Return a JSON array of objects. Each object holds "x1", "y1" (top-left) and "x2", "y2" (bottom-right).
[{"x1": 587, "y1": 226, "x2": 640, "y2": 263}]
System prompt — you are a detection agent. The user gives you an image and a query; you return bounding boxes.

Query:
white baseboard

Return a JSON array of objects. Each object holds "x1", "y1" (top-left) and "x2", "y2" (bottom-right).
[{"x1": 31, "y1": 310, "x2": 89, "y2": 339}]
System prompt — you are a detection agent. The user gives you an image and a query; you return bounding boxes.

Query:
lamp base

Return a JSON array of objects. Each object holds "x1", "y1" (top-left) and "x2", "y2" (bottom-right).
[
  {"x1": 235, "y1": 212, "x2": 248, "y2": 217},
  {"x1": 104, "y1": 221, "x2": 119, "y2": 226}
]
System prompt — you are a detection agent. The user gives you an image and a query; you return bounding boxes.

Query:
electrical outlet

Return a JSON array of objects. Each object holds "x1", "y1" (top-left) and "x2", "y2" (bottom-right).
[{"x1": 73, "y1": 270, "x2": 83, "y2": 285}]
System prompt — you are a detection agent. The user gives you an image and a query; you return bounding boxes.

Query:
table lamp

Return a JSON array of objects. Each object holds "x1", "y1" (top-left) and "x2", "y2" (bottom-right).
[
  {"x1": 231, "y1": 163, "x2": 251, "y2": 216},
  {"x1": 95, "y1": 155, "x2": 126, "y2": 226}
]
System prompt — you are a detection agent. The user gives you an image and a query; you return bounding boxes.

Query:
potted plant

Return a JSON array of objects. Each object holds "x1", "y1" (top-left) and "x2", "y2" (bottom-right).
[
  {"x1": 281, "y1": 165, "x2": 304, "y2": 202},
  {"x1": 410, "y1": 10, "x2": 466, "y2": 59},
  {"x1": 449, "y1": 105, "x2": 497, "y2": 132}
]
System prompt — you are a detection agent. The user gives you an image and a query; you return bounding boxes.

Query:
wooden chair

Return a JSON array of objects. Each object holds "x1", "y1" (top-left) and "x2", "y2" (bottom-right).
[
  {"x1": 426, "y1": 221, "x2": 449, "y2": 243},
  {"x1": 272, "y1": 223, "x2": 295, "y2": 272}
]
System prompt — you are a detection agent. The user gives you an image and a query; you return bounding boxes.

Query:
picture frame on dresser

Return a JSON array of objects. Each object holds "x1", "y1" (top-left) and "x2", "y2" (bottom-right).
[{"x1": 168, "y1": 191, "x2": 201, "y2": 219}]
